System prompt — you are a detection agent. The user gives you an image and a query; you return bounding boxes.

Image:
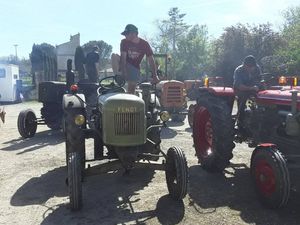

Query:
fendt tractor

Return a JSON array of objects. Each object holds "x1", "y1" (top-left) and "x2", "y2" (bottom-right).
[
  {"x1": 63, "y1": 75, "x2": 188, "y2": 210},
  {"x1": 190, "y1": 75, "x2": 300, "y2": 208}
]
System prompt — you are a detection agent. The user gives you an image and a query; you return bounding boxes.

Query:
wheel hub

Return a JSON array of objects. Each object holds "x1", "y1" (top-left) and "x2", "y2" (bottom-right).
[{"x1": 255, "y1": 160, "x2": 276, "y2": 196}]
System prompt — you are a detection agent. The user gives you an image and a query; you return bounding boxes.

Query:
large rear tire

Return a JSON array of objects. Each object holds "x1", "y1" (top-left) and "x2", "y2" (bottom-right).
[
  {"x1": 68, "y1": 151, "x2": 82, "y2": 211},
  {"x1": 166, "y1": 146, "x2": 188, "y2": 200},
  {"x1": 17, "y1": 109, "x2": 37, "y2": 138},
  {"x1": 193, "y1": 94, "x2": 235, "y2": 172},
  {"x1": 250, "y1": 146, "x2": 290, "y2": 208},
  {"x1": 188, "y1": 104, "x2": 195, "y2": 128}
]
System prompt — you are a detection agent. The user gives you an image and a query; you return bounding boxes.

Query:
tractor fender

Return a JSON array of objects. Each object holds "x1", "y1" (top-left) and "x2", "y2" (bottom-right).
[
  {"x1": 251, "y1": 143, "x2": 278, "y2": 157},
  {"x1": 196, "y1": 88, "x2": 235, "y2": 111},
  {"x1": 62, "y1": 94, "x2": 86, "y2": 109},
  {"x1": 198, "y1": 87, "x2": 235, "y2": 97}
]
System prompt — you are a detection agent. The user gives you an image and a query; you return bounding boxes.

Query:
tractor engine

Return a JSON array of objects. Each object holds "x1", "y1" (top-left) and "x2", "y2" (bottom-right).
[
  {"x1": 243, "y1": 104, "x2": 280, "y2": 144},
  {"x1": 98, "y1": 93, "x2": 146, "y2": 147},
  {"x1": 244, "y1": 89, "x2": 300, "y2": 145}
]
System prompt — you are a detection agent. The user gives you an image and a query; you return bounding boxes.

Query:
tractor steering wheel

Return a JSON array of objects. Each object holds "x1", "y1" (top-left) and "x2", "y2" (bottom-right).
[{"x1": 99, "y1": 75, "x2": 125, "y2": 90}]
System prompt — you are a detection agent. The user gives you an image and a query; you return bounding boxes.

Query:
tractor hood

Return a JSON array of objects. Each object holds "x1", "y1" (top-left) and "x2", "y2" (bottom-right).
[
  {"x1": 98, "y1": 93, "x2": 144, "y2": 112},
  {"x1": 256, "y1": 88, "x2": 300, "y2": 109},
  {"x1": 156, "y1": 80, "x2": 184, "y2": 90}
]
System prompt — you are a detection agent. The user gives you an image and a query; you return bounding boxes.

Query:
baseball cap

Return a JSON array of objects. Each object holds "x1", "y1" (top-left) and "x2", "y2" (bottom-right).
[
  {"x1": 243, "y1": 55, "x2": 257, "y2": 66},
  {"x1": 121, "y1": 24, "x2": 138, "y2": 35}
]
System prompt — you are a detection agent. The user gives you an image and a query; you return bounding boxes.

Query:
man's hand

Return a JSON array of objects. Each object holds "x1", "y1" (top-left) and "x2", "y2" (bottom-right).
[
  {"x1": 251, "y1": 85, "x2": 259, "y2": 92},
  {"x1": 152, "y1": 75, "x2": 160, "y2": 84},
  {"x1": 114, "y1": 74, "x2": 125, "y2": 86}
]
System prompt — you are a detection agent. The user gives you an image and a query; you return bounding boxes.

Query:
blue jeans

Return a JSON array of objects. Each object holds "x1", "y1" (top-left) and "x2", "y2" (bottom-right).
[{"x1": 126, "y1": 63, "x2": 140, "y2": 82}]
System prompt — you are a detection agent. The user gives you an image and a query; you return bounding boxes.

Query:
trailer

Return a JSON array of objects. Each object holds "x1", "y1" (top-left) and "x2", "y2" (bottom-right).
[{"x1": 0, "y1": 64, "x2": 20, "y2": 102}]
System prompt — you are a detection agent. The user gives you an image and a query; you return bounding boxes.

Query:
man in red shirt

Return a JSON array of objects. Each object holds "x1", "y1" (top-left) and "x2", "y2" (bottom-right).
[{"x1": 112, "y1": 24, "x2": 159, "y2": 94}]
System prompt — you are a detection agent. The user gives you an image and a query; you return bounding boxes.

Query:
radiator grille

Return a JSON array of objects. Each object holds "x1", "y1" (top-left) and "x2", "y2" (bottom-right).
[
  {"x1": 166, "y1": 86, "x2": 182, "y2": 103},
  {"x1": 114, "y1": 112, "x2": 141, "y2": 135}
]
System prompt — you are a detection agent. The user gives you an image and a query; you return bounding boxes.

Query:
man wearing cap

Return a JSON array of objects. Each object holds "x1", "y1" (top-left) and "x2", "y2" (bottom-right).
[
  {"x1": 113, "y1": 24, "x2": 159, "y2": 94},
  {"x1": 233, "y1": 55, "x2": 261, "y2": 93},
  {"x1": 233, "y1": 55, "x2": 262, "y2": 133}
]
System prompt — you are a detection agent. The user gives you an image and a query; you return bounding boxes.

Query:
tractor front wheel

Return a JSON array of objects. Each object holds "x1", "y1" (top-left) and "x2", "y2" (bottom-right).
[
  {"x1": 165, "y1": 146, "x2": 188, "y2": 200},
  {"x1": 64, "y1": 108, "x2": 86, "y2": 172},
  {"x1": 250, "y1": 146, "x2": 290, "y2": 208},
  {"x1": 68, "y1": 151, "x2": 82, "y2": 210}
]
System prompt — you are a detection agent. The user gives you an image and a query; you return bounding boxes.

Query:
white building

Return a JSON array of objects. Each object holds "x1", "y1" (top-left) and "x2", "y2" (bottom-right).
[
  {"x1": 56, "y1": 33, "x2": 80, "y2": 73},
  {"x1": 0, "y1": 64, "x2": 20, "y2": 102}
]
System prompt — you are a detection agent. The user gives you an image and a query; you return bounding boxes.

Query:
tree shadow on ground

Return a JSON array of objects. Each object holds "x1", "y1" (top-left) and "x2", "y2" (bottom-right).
[
  {"x1": 1, "y1": 130, "x2": 64, "y2": 154},
  {"x1": 160, "y1": 127, "x2": 177, "y2": 139},
  {"x1": 188, "y1": 164, "x2": 300, "y2": 225},
  {"x1": 11, "y1": 165, "x2": 185, "y2": 225},
  {"x1": 11, "y1": 166, "x2": 67, "y2": 206},
  {"x1": 166, "y1": 121, "x2": 185, "y2": 127},
  {"x1": 185, "y1": 127, "x2": 192, "y2": 133}
]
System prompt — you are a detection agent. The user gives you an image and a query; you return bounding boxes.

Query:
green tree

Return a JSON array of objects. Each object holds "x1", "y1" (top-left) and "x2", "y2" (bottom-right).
[
  {"x1": 30, "y1": 43, "x2": 57, "y2": 83},
  {"x1": 176, "y1": 25, "x2": 209, "y2": 80},
  {"x1": 82, "y1": 40, "x2": 112, "y2": 70},
  {"x1": 277, "y1": 6, "x2": 300, "y2": 74},
  {"x1": 74, "y1": 46, "x2": 86, "y2": 80},
  {"x1": 155, "y1": 7, "x2": 190, "y2": 78},
  {"x1": 209, "y1": 23, "x2": 282, "y2": 84}
]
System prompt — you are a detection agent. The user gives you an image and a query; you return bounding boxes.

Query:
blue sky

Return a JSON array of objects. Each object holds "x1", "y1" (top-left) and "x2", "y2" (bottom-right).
[{"x1": 0, "y1": 0, "x2": 298, "y2": 58}]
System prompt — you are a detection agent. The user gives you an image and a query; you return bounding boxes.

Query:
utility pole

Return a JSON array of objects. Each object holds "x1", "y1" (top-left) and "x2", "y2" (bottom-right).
[{"x1": 13, "y1": 44, "x2": 18, "y2": 62}]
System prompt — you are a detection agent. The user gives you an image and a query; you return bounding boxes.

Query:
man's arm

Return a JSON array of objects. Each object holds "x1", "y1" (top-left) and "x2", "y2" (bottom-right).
[
  {"x1": 233, "y1": 67, "x2": 258, "y2": 92},
  {"x1": 147, "y1": 55, "x2": 159, "y2": 84},
  {"x1": 237, "y1": 84, "x2": 258, "y2": 92},
  {"x1": 120, "y1": 51, "x2": 127, "y2": 79}
]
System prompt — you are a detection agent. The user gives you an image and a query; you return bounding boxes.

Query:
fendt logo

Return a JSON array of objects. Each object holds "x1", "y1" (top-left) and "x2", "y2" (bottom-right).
[{"x1": 117, "y1": 106, "x2": 137, "y2": 113}]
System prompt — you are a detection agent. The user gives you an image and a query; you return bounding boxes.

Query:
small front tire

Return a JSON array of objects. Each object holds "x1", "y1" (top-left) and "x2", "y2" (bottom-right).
[
  {"x1": 165, "y1": 146, "x2": 188, "y2": 200},
  {"x1": 68, "y1": 152, "x2": 82, "y2": 211},
  {"x1": 250, "y1": 146, "x2": 290, "y2": 208},
  {"x1": 17, "y1": 109, "x2": 37, "y2": 138}
]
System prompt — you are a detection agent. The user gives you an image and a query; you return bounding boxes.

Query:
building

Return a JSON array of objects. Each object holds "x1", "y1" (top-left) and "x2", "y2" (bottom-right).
[{"x1": 56, "y1": 33, "x2": 80, "y2": 73}]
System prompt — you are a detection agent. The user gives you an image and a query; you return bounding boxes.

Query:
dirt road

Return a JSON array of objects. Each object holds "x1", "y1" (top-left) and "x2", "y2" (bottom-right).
[{"x1": 1, "y1": 101, "x2": 300, "y2": 225}]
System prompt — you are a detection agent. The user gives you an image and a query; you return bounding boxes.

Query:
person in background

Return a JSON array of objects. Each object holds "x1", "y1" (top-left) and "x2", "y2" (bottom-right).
[{"x1": 86, "y1": 46, "x2": 100, "y2": 83}]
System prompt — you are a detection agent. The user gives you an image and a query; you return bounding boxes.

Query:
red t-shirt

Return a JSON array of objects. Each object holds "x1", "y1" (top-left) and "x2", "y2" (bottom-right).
[{"x1": 120, "y1": 38, "x2": 153, "y2": 69}]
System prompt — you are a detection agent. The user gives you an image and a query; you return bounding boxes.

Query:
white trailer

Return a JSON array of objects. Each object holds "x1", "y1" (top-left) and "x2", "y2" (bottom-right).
[{"x1": 0, "y1": 64, "x2": 19, "y2": 102}]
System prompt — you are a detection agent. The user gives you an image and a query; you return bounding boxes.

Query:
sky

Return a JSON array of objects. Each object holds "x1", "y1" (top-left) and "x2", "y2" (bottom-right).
[{"x1": 0, "y1": 0, "x2": 299, "y2": 59}]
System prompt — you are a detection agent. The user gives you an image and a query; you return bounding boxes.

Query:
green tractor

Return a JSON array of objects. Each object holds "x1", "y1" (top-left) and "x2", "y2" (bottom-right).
[{"x1": 63, "y1": 75, "x2": 188, "y2": 210}]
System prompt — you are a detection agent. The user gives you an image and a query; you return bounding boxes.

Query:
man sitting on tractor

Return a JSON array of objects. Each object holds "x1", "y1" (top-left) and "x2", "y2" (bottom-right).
[{"x1": 233, "y1": 55, "x2": 261, "y2": 131}]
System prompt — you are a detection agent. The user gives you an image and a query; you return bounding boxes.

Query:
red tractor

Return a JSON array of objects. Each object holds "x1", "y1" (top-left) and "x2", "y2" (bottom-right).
[{"x1": 191, "y1": 75, "x2": 300, "y2": 208}]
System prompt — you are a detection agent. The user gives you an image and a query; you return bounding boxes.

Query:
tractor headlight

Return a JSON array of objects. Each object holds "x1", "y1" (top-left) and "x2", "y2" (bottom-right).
[
  {"x1": 74, "y1": 114, "x2": 85, "y2": 126},
  {"x1": 183, "y1": 88, "x2": 187, "y2": 97},
  {"x1": 279, "y1": 76, "x2": 287, "y2": 85},
  {"x1": 160, "y1": 111, "x2": 170, "y2": 122}
]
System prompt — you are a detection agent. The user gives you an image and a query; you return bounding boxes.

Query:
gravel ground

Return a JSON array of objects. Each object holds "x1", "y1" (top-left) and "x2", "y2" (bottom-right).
[{"x1": 1, "y1": 101, "x2": 300, "y2": 225}]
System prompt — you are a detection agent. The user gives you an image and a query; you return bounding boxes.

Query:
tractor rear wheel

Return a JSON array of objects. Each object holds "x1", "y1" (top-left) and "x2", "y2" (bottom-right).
[
  {"x1": 165, "y1": 146, "x2": 188, "y2": 200},
  {"x1": 250, "y1": 146, "x2": 290, "y2": 208},
  {"x1": 193, "y1": 94, "x2": 235, "y2": 172},
  {"x1": 188, "y1": 104, "x2": 195, "y2": 128},
  {"x1": 17, "y1": 109, "x2": 37, "y2": 138}
]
